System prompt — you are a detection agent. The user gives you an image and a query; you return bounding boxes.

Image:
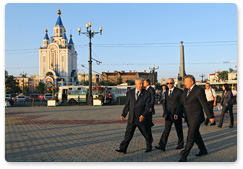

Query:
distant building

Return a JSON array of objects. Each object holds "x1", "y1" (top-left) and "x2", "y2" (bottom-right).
[
  {"x1": 14, "y1": 77, "x2": 31, "y2": 93},
  {"x1": 77, "y1": 73, "x2": 99, "y2": 84},
  {"x1": 29, "y1": 75, "x2": 40, "y2": 92},
  {"x1": 228, "y1": 71, "x2": 237, "y2": 82},
  {"x1": 101, "y1": 70, "x2": 157, "y2": 84},
  {"x1": 208, "y1": 72, "x2": 219, "y2": 82},
  {"x1": 160, "y1": 78, "x2": 167, "y2": 85},
  {"x1": 39, "y1": 9, "x2": 78, "y2": 87}
]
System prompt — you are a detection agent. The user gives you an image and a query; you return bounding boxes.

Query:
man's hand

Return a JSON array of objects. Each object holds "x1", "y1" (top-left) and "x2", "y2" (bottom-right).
[
  {"x1": 209, "y1": 118, "x2": 215, "y2": 123},
  {"x1": 158, "y1": 101, "x2": 160, "y2": 104},
  {"x1": 121, "y1": 116, "x2": 124, "y2": 121},
  {"x1": 174, "y1": 115, "x2": 178, "y2": 120},
  {"x1": 139, "y1": 115, "x2": 145, "y2": 122},
  {"x1": 213, "y1": 102, "x2": 217, "y2": 107},
  {"x1": 149, "y1": 108, "x2": 152, "y2": 112}
]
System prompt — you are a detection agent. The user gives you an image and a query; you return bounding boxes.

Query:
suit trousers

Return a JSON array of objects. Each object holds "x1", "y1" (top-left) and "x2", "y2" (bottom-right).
[
  {"x1": 204, "y1": 101, "x2": 215, "y2": 125},
  {"x1": 180, "y1": 122, "x2": 207, "y2": 159},
  {"x1": 218, "y1": 105, "x2": 234, "y2": 127},
  {"x1": 147, "y1": 112, "x2": 154, "y2": 143},
  {"x1": 120, "y1": 122, "x2": 152, "y2": 151},
  {"x1": 159, "y1": 114, "x2": 184, "y2": 148}
]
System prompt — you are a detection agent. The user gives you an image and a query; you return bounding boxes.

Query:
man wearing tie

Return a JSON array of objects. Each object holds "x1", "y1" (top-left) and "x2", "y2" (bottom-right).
[
  {"x1": 179, "y1": 75, "x2": 215, "y2": 162},
  {"x1": 116, "y1": 78, "x2": 152, "y2": 154},
  {"x1": 155, "y1": 78, "x2": 184, "y2": 151}
]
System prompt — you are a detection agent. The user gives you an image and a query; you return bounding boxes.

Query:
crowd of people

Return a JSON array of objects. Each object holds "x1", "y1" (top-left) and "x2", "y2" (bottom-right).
[{"x1": 115, "y1": 75, "x2": 236, "y2": 162}]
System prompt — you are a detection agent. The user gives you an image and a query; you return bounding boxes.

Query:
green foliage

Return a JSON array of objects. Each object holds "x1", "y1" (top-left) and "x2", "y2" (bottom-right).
[
  {"x1": 35, "y1": 81, "x2": 46, "y2": 94},
  {"x1": 5, "y1": 75, "x2": 21, "y2": 94},
  {"x1": 218, "y1": 70, "x2": 228, "y2": 81},
  {"x1": 229, "y1": 68, "x2": 234, "y2": 73},
  {"x1": 117, "y1": 77, "x2": 122, "y2": 85}
]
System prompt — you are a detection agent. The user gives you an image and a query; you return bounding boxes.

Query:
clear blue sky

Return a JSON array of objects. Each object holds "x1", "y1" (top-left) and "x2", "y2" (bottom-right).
[{"x1": 5, "y1": 3, "x2": 237, "y2": 81}]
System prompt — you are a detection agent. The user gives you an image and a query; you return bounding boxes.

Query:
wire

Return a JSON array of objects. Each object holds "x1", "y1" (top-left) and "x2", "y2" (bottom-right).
[{"x1": 5, "y1": 40, "x2": 237, "y2": 52}]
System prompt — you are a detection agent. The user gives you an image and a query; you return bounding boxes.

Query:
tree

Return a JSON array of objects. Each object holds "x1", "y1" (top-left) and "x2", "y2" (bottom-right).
[
  {"x1": 229, "y1": 68, "x2": 234, "y2": 73},
  {"x1": 126, "y1": 80, "x2": 135, "y2": 85},
  {"x1": 5, "y1": 70, "x2": 8, "y2": 79},
  {"x1": 117, "y1": 77, "x2": 122, "y2": 85},
  {"x1": 218, "y1": 71, "x2": 228, "y2": 81},
  {"x1": 35, "y1": 81, "x2": 45, "y2": 94},
  {"x1": 84, "y1": 80, "x2": 89, "y2": 86},
  {"x1": 5, "y1": 75, "x2": 21, "y2": 94},
  {"x1": 24, "y1": 86, "x2": 29, "y2": 94}
]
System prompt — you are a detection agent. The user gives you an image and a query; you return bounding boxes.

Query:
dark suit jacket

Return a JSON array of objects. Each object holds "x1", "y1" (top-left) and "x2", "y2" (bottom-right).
[
  {"x1": 122, "y1": 88, "x2": 151, "y2": 124},
  {"x1": 221, "y1": 91, "x2": 233, "y2": 107},
  {"x1": 147, "y1": 86, "x2": 155, "y2": 113},
  {"x1": 163, "y1": 87, "x2": 183, "y2": 119},
  {"x1": 182, "y1": 85, "x2": 214, "y2": 126}
]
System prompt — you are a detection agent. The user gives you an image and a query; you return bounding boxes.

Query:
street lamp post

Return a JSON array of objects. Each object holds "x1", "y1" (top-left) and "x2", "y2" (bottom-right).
[
  {"x1": 78, "y1": 22, "x2": 103, "y2": 106},
  {"x1": 149, "y1": 64, "x2": 159, "y2": 85}
]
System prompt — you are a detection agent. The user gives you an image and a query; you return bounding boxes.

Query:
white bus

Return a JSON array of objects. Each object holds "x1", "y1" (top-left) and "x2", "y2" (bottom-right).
[
  {"x1": 58, "y1": 86, "x2": 88, "y2": 105},
  {"x1": 57, "y1": 84, "x2": 155, "y2": 105}
]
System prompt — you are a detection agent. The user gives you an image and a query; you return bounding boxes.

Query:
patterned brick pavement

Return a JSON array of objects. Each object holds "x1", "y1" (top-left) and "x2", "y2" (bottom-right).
[{"x1": 5, "y1": 105, "x2": 237, "y2": 162}]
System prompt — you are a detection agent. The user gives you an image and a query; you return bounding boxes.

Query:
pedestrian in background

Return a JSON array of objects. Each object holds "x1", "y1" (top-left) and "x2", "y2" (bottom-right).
[
  {"x1": 232, "y1": 87, "x2": 237, "y2": 105},
  {"x1": 204, "y1": 83, "x2": 217, "y2": 126},
  {"x1": 158, "y1": 84, "x2": 167, "y2": 117},
  {"x1": 218, "y1": 84, "x2": 234, "y2": 128}
]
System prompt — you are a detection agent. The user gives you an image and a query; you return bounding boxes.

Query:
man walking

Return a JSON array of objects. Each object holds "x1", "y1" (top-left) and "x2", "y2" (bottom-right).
[
  {"x1": 179, "y1": 75, "x2": 214, "y2": 162},
  {"x1": 155, "y1": 78, "x2": 184, "y2": 151},
  {"x1": 144, "y1": 79, "x2": 155, "y2": 126},
  {"x1": 116, "y1": 78, "x2": 152, "y2": 154},
  {"x1": 204, "y1": 83, "x2": 217, "y2": 126}
]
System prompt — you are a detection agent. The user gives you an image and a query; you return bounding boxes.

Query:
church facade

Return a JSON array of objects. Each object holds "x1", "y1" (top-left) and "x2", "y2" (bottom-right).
[{"x1": 39, "y1": 9, "x2": 78, "y2": 87}]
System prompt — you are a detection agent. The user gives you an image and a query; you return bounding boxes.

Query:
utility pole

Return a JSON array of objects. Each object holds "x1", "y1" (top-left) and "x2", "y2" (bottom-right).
[{"x1": 199, "y1": 74, "x2": 206, "y2": 82}]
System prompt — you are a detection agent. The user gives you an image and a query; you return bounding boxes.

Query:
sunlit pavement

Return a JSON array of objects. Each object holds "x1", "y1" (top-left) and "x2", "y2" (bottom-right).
[{"x1": 5, "y1": 104, "x2": 237, "y2": 162}]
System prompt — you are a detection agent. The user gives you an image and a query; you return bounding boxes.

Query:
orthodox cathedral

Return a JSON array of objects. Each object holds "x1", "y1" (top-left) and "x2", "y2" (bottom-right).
[{"x1": 39, "y1": 9, "x2": 78, "y2": 87}]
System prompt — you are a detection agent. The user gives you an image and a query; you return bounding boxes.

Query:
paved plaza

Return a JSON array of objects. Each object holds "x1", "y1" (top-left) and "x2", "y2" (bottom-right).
[{"x1": 5, "y1": 104, "x2": 237, "y2": 162}]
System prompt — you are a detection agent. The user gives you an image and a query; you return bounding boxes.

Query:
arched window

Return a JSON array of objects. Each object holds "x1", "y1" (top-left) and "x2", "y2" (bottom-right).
[
  {"x1": 51, "y1": 52, "x2": 55, "y2": 67},
  {"x1": 43, "y1": 55, "x2": 45, "y2": 62}
]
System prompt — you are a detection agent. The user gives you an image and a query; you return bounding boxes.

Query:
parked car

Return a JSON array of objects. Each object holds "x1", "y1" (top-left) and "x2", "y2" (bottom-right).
[
  {"x1": 5, "y1": 94, "x2": 11, "y2": 100},
  {"x1": 25, "y1": 94, "x2": 30, "y2": 101},
  {"x1": 30, "y1": 94, "x2": 40, "y2": 101},
  {"x1": 44, "y1": 93, "x2": 53, "y2": 101},
  {"x1": 10, "y1": 93, "x2": 17, "y2": 101},
  {"x1": 39, "y1": 94, "x2": 45, "y2": 100},
  {"x1": 16, "y1": 95, "x2": 26, "y2": 102}
]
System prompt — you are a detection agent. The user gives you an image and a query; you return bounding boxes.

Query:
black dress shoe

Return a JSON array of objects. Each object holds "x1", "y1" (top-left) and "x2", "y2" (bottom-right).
[
  {"x1": 115, "y1": 149, "x2": 126, "y2": 154},
  {"x1": 145, "y1": 146, "x2": 152, "y2": 153},
  {"x1": 229, "y1": 125, "x2": 233, "y2": 128},
  {"x1": 218, "y1": 125, "x2": 222, "y2": 128},
  {"x1": 155, "y1": 145, "x2": 165, "y2": 151},
  {"x1": 178, "y1": 158, "x2": 187, "y2": 162},
  {"x1": 195, "y1": 151, "x2": 208, "y2": 156},
  {"x1": 175, "y1": 145, "x2": 184, "y2": 149},
  {"x1": 210, "y1": 122, "x2": 216, "y2": 126},
  {"x1": 204, "y1": 122, "x2": 208, "y2": 126}
]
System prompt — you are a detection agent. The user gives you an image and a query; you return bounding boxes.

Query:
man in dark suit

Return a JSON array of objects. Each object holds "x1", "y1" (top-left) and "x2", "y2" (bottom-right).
[
  {"x1": 116, "y1": 78, "x2": 152, "y2": 154},
  {"x1": 179, "y1": 75, "x2": 215, "y2": 162},
  {"x1": 158, "y1": 84, "x2": 167, "y2": 117},
  {"x1": 144, "y1": 79, "x2": 155, "y2": 126},
  {"x1": 155, "y1": 78, "x2": 184, "y2": 151}
]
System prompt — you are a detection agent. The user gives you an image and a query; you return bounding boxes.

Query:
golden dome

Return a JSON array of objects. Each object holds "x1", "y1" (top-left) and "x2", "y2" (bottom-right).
[{"x1": 57, "y1": 9, "x2": 61, "y2": 16}]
